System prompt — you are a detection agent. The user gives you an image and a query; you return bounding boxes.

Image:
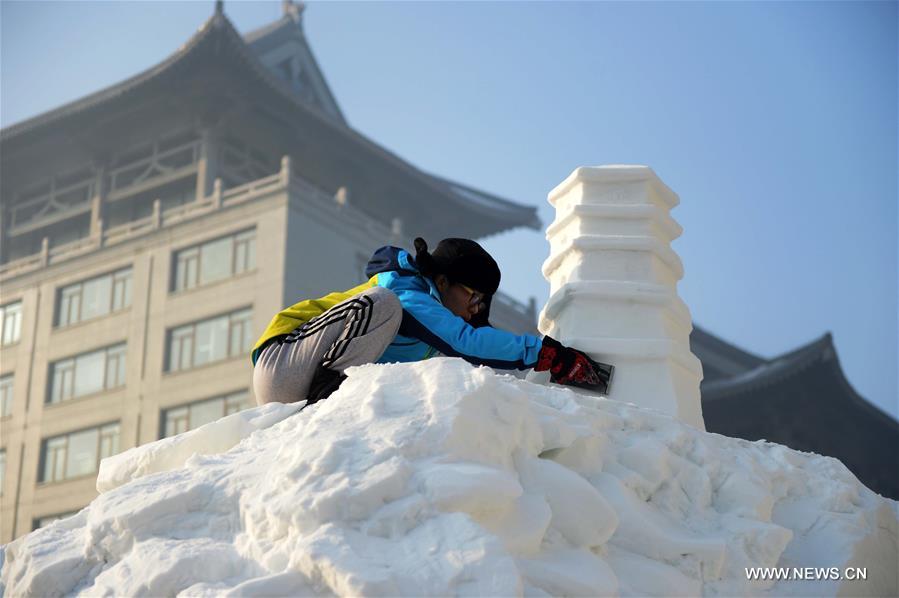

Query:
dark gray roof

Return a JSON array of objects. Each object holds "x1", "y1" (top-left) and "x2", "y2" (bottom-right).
[
  {"x1": 702, "y1": 332, "x2": 836, "y2": 399},
  {"x1": 0, "y1": 11, "x2": 227, "y2": 142},
  {"x1": 242, "y1": 10, "x2": 346, "y2": 125},
  {"x1": 690, "y1": 325, "x2": 766, "y2": 382},
  {"x1": 701, "y1": 330, "x2": 897, "y2": 430},
  {"x1": 243, "y1": 13, "x2": 294, "y2": 45},
  {"x1": 0, "y1": 6, "x2": 539, "y2": 237},
  {"x1": 700, "y1": 331, "x2": 899, "y2": 499},
  {"x1": 427, "y1": 174, "x2": 541, "y2": 233}
]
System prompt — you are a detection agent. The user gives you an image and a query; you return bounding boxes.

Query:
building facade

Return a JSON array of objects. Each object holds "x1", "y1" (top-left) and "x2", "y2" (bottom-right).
[{"x1": 0, "y1": 2, "x2": 540, "y2": 541}]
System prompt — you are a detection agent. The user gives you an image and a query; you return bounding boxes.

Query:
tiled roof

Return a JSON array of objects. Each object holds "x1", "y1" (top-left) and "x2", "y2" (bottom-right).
[{"x1": 0, "y1": 6, "x2": 539, "y2": 237}]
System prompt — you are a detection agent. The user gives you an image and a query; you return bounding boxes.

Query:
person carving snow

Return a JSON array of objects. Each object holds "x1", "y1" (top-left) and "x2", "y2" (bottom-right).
[{"x1": 251, "y1": 237, "x2": 611, "y2": 406}]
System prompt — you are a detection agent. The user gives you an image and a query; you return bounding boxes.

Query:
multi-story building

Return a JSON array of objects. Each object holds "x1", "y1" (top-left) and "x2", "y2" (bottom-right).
[
  {"x1": 3, "y1": 0, "x2": 895, "y2": 543},
  {"x1": 0, "y1": 2, "x2": 541, "y2": 541}
]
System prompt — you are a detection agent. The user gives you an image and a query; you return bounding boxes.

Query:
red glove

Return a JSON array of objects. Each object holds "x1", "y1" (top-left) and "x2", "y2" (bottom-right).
[{"x1": 535, "y1": 336, "x2": 614, "y2": 393}]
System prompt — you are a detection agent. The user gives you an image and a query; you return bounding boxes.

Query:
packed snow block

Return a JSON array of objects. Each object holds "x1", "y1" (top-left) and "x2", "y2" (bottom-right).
[
  {"x1": 2, "y1": 358, "x2": 896, "y2": 597},
  {"x1": 97, "y1": 401, "x2": 304, "y2": 492},
  {"x1": 517, "y1": 455, "x2": 618, "y2": 548},
  {"x1": 518, "y1": 548, "x2": 618, "y2": 596},
  {"x1": 541, "y1": 165, "x2": 705, "y2": 429}
]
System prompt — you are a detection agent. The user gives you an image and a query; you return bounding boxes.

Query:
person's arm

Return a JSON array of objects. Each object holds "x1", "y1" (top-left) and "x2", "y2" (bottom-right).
[
  {"x1": 394, "y1": 284, "x2": 613, "y2": 391},
  {"x1": 397, "y1": 290, "x2": 541, "y2": 370}
]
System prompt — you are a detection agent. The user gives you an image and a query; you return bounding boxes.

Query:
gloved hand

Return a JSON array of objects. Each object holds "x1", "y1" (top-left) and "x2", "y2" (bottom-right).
[{"x1": 535, "y1": 336, "x2": 614, "y2": 393}]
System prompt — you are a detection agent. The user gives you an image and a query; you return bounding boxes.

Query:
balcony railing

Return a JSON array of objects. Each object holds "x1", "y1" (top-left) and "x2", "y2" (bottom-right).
[
  {"x1": 107, "y1": 138, "x2": 200, "y2": 200},
  {"x1": 0, "y1": 162, "x2": 285, "y2": 280},
  {"x1": 0, "y1": 156, "x2": 539, "y2": 326},
  {"x1": 48, "y1": 236, "x2": 96, "y2": 263},
  {"x1": 0, "y1": 157, "x2": 381, "y2": 279}
]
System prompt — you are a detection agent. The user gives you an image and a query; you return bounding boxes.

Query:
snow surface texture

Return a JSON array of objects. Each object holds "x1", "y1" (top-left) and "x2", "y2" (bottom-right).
[{"x1": 3, "y1": 358, "x2": 897, "y2": 597}]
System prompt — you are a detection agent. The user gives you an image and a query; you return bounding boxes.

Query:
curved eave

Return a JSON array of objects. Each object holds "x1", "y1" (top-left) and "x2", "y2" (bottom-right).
[
  {"x1": 426, "y1": 174, "x2": 542, "y2": 235},
  {"x1": 690, "y1": 325, "x2": 767, "y2": 370},
  {"x1": 703, "y1": 333, "x2": 837, "y2": 399},
  {"x1": 1, "y1": 12, "x2": 228, "y2": 143},
  {"x1": 1, "y1": 8, "x2": 538, "y2": 238},
  {"x1": 702, "y1": 332, "x2": 898, "y2": 426}
]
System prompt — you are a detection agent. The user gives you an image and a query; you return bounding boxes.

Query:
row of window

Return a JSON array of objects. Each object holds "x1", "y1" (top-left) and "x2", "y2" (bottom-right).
[
  {"x1": 41, "y1": 422, "x2": 120, "y2": 484},
  {"x1": 168, "y1": 309, "x2": 252, "y2": 372},
  {"x1": 0, "y1": 390, "x2": 253, "y2": 525},
  {"x1": 174, "y1": 229, "x2": 255, "y2": 293},
  {"x1": 57, "y1": 267, "x2": 132, "y2": 328},
  {"x1": 49, "y1": 344, "x2": 126, "y2": 404},
  {"x1": 0, "y1": 228, "x2": 256, "y2": 347},
  {"x1": 34, "y1": 389, "x2": 252, "y2": 485},
  {"x1": 161, "y1": 390, "x2": 250, "y2": 437},
  {"x1": 27, "y1": 389, "x2": 253, "y2": 529},
  {"x1": 0, "y1": 307, "x2": 252, "y2": 416}
]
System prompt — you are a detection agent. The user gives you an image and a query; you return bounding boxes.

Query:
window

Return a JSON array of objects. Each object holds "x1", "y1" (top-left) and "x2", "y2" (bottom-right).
[
  {"x1": 233, "y1": 230, "x2": 255, "y2": 275},
  {"x1": 48, "y1": 344, "x2": 127, "y2": 404},
  {"x1": 172, "y1": 229, "x2": 256, "y2": 292},
  {"x1": 166, "y1": 309, "x2": 252, "y2": 372},
  {"x1": 0, "y1": 374, "x2": 12, "y2": 417},
  {"x1": 104, "y1": 345, "x2": 127, "y2": 390},
  {"x1": 160, "y1": 390, "x2": 251, "y2": 438},
  {"x1": 39, "y1": 423, "x2": 119, "y2": 483},
  {"x1": 56, "y1": 268, "x2": 132, "y2": 327},
  {"x1": 229, "y1": 309, "x2": 253, "y2": 358},
  {"x1": 33, "y1": 510, "x2": 79, "y2": 531},
  {"x1": 0, "y1": 301, "x2": 23, "y2": 346}
]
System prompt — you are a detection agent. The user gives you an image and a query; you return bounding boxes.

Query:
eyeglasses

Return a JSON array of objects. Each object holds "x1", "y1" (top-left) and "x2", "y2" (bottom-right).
[{"x1": 456, "y1": 283, "x2": 486, "y2": 311}]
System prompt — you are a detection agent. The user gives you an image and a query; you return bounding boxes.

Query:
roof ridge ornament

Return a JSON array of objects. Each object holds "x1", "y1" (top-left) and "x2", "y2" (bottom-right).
[
  {"x1": 282, "y1": 0, "x2": 305, "y2": 23},
  {"x1": 215, "y1": 0, "x2": 223, "y2": 15}
]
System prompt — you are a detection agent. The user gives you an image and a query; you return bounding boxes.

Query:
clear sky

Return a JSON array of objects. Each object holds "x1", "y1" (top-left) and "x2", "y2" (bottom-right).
[{"x1": 1, "y1": 1, "x2": 896, "y2": 419}]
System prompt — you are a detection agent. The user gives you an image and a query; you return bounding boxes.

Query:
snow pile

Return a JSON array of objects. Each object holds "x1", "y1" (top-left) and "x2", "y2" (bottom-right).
[
  {"x1": 3, "y1": 358, "x2": 897, "y2": 597},
  {"x1": 95, "y1": 402, "x2": 303, "y2": 493}
]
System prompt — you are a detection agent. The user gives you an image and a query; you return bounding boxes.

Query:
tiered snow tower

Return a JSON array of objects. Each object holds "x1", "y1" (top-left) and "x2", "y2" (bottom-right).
[{"x1": 539, "y1": 166, "x2": 705, "y2": 429}]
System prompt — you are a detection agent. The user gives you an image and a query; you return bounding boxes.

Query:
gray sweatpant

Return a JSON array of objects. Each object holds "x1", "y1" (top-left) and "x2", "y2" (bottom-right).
[{"x1": 253, "y1": 286, "x2": 402, "y2": 405}]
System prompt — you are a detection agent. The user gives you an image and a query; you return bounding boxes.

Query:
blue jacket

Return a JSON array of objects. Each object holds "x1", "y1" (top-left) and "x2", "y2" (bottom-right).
[
  {"x1": 252, "y1": 246, "x2": 542, "y2": 369},
  {"x1": 367, "y1": 246, "x2": 542, "y2": 369}
]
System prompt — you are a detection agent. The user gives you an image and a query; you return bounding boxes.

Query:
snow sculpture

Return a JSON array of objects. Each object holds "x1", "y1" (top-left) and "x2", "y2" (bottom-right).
[
  {"x1": 539, "y1": 165, "x2": 705, "y2": 429},
  {"x1": 6, "y1": 359, "x2": 896, "y2": 597}
]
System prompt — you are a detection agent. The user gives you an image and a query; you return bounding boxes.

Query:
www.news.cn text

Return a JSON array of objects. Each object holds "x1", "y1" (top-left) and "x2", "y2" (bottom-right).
[{"x1": 745, "y1": 567, "x2": 867, "y2": 581}]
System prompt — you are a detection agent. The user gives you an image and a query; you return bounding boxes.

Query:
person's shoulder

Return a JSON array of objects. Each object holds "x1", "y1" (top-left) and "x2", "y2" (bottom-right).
[
  {"x1": 379, "y1": 270, "x2": 427, "y2": 291},
  {"x1": 379, "y1": 272, "x2": 445, "y2": 310},
  {"x1": 365, "y1": 246, "x2": 418, "y2": 278}
]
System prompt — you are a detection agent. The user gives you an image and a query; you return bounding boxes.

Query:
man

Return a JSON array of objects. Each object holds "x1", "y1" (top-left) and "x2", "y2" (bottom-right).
[{"x1": 252, "y1": 237, "x2": 610, "y2": 407}]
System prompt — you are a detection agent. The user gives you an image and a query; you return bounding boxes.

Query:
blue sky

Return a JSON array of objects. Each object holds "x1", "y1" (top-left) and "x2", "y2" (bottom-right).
[{"x1": 1, "y1": 1, "x2": 896, "y2": 419}]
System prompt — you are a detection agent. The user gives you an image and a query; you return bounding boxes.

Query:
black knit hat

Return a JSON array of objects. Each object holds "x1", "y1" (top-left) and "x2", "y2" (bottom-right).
[
  {"x1": 413, "y1": 237, "x2": 499, "y2": 328},
  {"x1": 413, "y1": 237, "x2": 501, "y2": 295}
]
